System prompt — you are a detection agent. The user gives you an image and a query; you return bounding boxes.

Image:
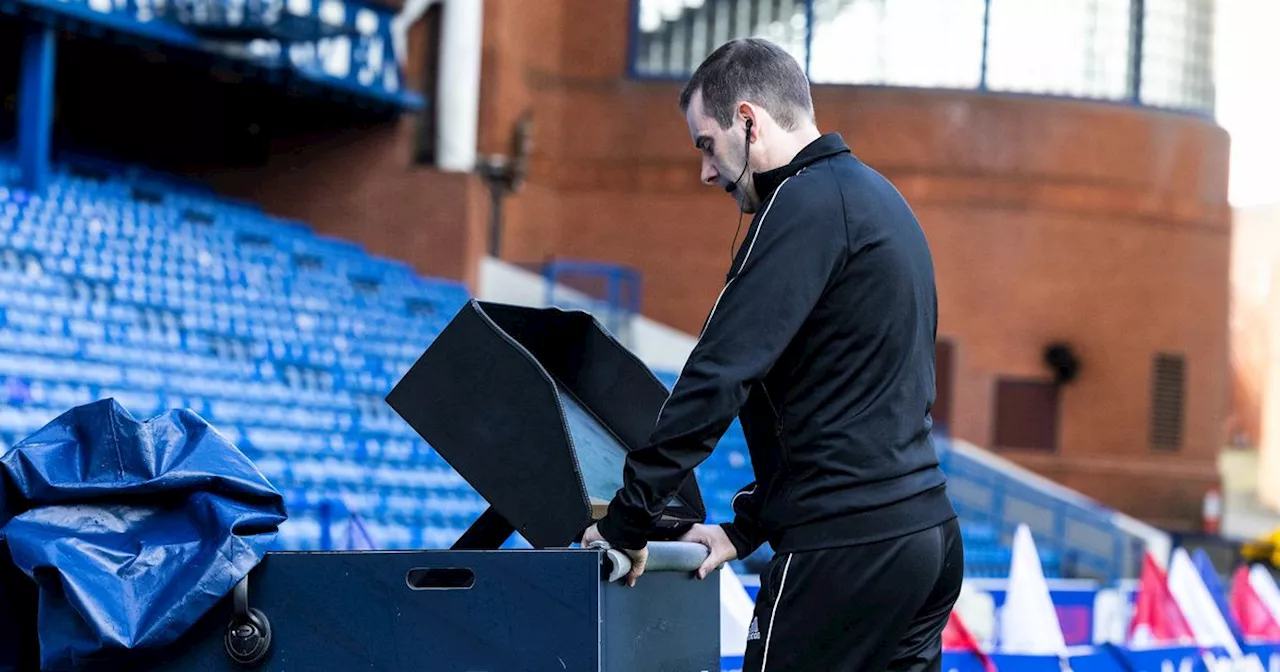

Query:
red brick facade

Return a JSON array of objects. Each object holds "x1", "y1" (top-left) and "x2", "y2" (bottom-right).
[{"x1": 225, "y1": 0, "x2": 1232, "y2": 530}]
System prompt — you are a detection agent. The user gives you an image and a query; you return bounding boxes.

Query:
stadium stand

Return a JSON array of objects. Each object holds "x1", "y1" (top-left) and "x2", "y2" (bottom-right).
[{"x1": 0, "y1": 150, "x2": 1154, "y2": 581}]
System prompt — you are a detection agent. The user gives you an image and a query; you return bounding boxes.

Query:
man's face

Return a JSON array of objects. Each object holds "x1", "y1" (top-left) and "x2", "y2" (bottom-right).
[{"x1": 686, "y1": 92, "x2": 759, "y2": 213}]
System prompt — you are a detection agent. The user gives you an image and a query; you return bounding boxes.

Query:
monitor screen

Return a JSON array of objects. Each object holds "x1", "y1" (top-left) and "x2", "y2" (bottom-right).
[{"x1": 554, "y1": 380, "x2": 630, "y2": 504}]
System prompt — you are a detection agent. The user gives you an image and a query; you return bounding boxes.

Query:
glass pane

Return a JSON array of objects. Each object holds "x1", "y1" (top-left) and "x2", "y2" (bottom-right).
[
  {"x1": 633, "y1": 0, "x2": 810, "y2": 78},
  {"x1": 985, "y1": 0, "x2": 1133, "y2": 100},
  {"x1": 555, "y1": 380, "x2": 629, "y2": 503},
  {"x1": 809, "y1": 0, "x2": 985, "y2": 88},
  {"x1": 1140, "y1": 0, "x2": 1215, "y2": 111}
]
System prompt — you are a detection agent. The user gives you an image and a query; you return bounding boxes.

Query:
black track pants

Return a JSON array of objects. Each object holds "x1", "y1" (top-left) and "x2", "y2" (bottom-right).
[{"x1": 741, "y1": 517, "x2": 965, "y2": 672}]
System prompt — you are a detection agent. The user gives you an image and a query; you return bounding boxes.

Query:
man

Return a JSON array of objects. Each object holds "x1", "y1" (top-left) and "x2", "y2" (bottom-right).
[{"x1": 581, "y1": 37, "x2": 964, "y2": 671}]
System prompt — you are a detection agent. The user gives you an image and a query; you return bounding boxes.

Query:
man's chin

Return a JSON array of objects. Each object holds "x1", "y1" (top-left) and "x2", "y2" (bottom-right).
[{"x1": 727, "y1": 189, "x2": 757, "y2": 214}]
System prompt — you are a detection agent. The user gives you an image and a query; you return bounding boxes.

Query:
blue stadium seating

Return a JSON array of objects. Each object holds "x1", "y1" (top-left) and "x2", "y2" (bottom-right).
[{"x1": 0, "y1": 153, "x2": 1059, "y2": 579}]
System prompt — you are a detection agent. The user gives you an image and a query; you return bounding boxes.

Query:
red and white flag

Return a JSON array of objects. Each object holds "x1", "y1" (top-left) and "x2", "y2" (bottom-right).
[
  {"x1": 943, "y1": 611, "x2": 997, "y2": 672},
  {"x1": 1128, "y1": 551, "x2": 1196, "y2": 648},
  {"x1": 1230, "y1": 565, "x2": 1280, "y2": 641}
]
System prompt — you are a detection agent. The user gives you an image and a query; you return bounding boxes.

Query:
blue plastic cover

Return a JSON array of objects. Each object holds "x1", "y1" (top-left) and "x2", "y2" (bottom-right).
[{"x1": 0, "y1": 399, "x2": 287, "y2": 670}]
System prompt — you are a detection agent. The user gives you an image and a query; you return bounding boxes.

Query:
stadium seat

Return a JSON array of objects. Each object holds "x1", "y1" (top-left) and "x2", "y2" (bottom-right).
[{"x1": 0, "y1": 153, "x2": 1035, "y2": 579}]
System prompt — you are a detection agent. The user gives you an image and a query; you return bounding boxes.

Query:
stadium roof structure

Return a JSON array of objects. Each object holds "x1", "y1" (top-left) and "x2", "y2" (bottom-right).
[{"x1": 0, "y1": 0, "x2": 423, "y2": 112}]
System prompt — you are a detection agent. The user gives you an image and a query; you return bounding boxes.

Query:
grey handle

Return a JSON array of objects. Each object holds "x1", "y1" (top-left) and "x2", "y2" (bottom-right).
[{"x1": 588, "y1": 541, "x2": 710, "y2": 582}]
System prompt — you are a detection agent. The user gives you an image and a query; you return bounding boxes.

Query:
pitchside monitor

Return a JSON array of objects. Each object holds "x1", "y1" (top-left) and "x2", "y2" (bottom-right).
[
  {"x1": 555, "y1": 380, "x2": 627, "y2": 503},
  {"x1": 385, "y1": 300, "x2": 706, "y2": 549}
]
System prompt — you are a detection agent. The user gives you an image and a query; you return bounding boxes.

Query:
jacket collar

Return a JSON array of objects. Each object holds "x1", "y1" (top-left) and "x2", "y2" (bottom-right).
[{"x1": 752, "y1": 133, "x2": 851, "y2": 203}]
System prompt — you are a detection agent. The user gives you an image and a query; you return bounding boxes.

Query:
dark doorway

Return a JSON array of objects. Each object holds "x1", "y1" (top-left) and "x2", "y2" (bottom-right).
[
  {"x1": 934, "y1": 339, "x2": 955, "y2": 433},
  {"x1": 993, "y1": 378, "x2": 1060, "y2": 452}
]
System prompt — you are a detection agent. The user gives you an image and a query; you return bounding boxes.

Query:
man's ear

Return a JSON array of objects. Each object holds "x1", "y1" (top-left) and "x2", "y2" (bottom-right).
[{"x1": 736, "y1": 102, "x2": 758, "y2": 138}]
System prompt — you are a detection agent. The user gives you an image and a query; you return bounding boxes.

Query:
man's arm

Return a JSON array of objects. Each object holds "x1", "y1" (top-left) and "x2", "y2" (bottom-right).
[
  {"x1": 719, "y1": 481, "x2": 767, "y2": 559},
  {"x1": 595, "y1": 176, "x2": 847, "y2": 550}
]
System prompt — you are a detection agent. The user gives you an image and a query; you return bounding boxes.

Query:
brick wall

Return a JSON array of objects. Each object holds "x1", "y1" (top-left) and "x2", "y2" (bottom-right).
[{"x1": 231, "y1": 0, "x2": 1232, "y2": 530}]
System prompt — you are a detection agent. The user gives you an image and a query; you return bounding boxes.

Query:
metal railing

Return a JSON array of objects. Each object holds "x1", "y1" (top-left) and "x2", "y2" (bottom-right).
[
  {"x1": 936, "y1": 436, "x2": 1162, "y2": 583},
  {"x1": 541, "y1": 259, "x2": 643, "y2": 349},
  {"x1": 629, "y1": 0, "x2": 1215, "y2": 116},
  {"x1": 275, "y1": 496, "x2": 377, "y2": 551},
  {"x1": 2, "y1": 0, "x2": 416, "y2": 109}
]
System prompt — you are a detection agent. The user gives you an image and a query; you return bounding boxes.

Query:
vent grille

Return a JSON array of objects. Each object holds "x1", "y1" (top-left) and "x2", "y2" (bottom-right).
[{"x1": 1150, "y1": 353, "x2": 1186, "y2": 450}]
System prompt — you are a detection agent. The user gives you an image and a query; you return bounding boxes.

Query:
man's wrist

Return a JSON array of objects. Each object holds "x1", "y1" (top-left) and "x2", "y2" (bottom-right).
[
  {"x1": 718, "y1": 522, "x2": 757, "y2": 560},
  {"x1": 596, "y1": 514, "x2": 649, "y2": 551}
]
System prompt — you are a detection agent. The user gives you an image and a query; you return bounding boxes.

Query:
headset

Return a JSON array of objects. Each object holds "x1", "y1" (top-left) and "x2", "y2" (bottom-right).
[{"x1": 725, "y1": 117, "x2": 753, "y2": 271}]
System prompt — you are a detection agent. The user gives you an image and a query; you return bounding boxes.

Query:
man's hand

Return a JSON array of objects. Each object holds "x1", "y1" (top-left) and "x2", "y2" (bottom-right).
[
  {"x1": 580, "y1": 523, "x2": 605, "y2": 548},
  {"x1": 679, "y1": 523, "x2": 739, "y2": 579},
  {"x1": 580, "y1": 523, "x2": 650, "y2": 587}
]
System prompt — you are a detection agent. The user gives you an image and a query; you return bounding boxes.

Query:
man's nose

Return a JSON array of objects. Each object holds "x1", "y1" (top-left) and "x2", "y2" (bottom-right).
[{"x1": 701, "y1": 159, "x2": 718, "y2": 186}]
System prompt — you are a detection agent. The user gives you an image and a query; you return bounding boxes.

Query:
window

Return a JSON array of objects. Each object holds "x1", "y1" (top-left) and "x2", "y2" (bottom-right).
[
  {"x1": 993, "y1": 379, "x2": 1059, "y2": 452},
  {"x1": 412, "y1": 3, "x2": 444, "y2": 165},
  {"x1": 1150, "y1": 353, "x2": 1185, "y2": 451},
  {"x1": 933, "y1": 339, "x2": 955, "y2": 433},
  {"x1": 627, "y1": 0, "x2": 1215, "y2": 113}
]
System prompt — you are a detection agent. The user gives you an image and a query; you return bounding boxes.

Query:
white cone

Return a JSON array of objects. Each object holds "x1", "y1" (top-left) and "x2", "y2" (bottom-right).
[
  {"x1": 1166, "y1": 547, "x2": 1243, "y2": 658},
  {"x1": 998, "y1": 524, "x2": 1068, "y2": 655},
  {"x1": 720, "y1": 564, "x2": 755, "y2": 657}
]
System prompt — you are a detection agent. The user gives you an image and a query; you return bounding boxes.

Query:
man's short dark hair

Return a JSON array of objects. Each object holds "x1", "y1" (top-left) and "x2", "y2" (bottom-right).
[{"x1": 678, "y1": 38, "x2": 814, "y2": 131}]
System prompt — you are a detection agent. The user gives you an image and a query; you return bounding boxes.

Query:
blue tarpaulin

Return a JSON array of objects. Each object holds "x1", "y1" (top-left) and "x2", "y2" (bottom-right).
[{"x1": 0, "y1": 399, "x2": 287, "y2": 671}]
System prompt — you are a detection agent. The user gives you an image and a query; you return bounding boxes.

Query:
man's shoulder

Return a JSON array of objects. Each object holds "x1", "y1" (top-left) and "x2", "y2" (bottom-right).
[
  {"x1": 818, "y1": 154, "x2": 920, "y2": 226},
  {"x1": 754, "y1": 172, "x2": 849, "y2": 254},
  {"x1": 771, "y1": 152, "x2": 894, "y2": 207},
  {"x1": 760, "y1": 163, "x2": 843, "y2": 218}
]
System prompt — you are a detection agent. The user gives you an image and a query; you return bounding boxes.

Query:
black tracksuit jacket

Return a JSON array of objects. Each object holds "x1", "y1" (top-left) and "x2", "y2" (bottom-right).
[{"x1": 597, "y1": 133, "x2": 957, "y2": 558}]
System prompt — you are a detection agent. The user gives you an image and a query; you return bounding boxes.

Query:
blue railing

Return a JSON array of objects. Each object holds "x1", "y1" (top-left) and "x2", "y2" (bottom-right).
[
  {"x1": 541, "y1": 259, "x2": 643, "y2": 346},
  {"x1": 279, "y1": 496, "x2": 377, "y2": 551},
  {"x1": 936, "y1": 436, "x2": 1148, "y2": 583},
  {"x1": 0, "y1": 0, "x2": 419, "y2": 111},
  {"x1": 628, "y1": 0, "x2": 1214, "y2": 117}
]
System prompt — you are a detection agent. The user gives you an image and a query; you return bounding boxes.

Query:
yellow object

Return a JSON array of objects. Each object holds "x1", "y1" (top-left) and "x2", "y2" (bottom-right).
[{"x1": 1241, "y1": 529, "x2": 1280, "y2": 568}]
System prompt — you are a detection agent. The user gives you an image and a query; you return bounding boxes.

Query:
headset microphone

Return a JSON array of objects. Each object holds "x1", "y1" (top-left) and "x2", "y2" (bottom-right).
[{"x1": 726, "y1": 117, "x2": 753, "y2": 269}]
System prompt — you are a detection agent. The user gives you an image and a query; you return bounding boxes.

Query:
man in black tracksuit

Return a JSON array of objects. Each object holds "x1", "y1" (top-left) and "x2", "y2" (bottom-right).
[{"x1": 581, "y1": 37, "x2": 964, "y2": 671}]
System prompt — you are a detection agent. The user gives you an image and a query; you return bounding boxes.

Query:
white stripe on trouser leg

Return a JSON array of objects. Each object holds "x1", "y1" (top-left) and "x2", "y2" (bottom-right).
[{"x1": 760, "y1": 553, "x2": 794, "y2": 671}]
